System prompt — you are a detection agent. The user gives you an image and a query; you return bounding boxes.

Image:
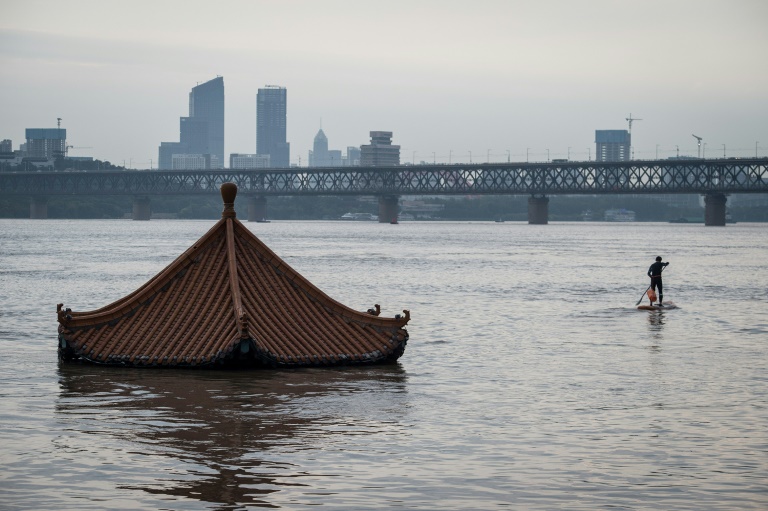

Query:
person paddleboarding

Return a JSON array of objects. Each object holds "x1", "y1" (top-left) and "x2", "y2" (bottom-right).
[{"x1": 647, "y1": 256, "x2": 669, "y2": 306}]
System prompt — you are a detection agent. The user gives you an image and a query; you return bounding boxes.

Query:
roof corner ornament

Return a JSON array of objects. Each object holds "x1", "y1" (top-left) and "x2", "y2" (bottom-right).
[
  {"x1": 57, "y1": 303, "x2": 72, "y2": 322},
  {"x1": 221, "y1": 182, "x2": 238, "y2": 218}
]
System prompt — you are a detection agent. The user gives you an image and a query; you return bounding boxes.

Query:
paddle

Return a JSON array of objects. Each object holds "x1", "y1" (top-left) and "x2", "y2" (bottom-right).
[
  {"x1": 635, "y1": 264, "x2": 666, "y2": 306},
  {"x1": 635, "y1": 284, "x2": 652, "y2": 306}
]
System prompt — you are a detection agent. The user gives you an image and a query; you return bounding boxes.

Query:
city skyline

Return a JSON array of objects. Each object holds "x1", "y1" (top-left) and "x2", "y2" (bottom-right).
[{"x1": 2, "y1": 0, "x2": 767, "y2": 168}]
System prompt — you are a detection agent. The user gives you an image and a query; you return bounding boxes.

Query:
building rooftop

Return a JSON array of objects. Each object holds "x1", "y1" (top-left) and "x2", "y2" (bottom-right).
[{"x1": 57, "y1": 183, "x2": 410, "y2": 368}]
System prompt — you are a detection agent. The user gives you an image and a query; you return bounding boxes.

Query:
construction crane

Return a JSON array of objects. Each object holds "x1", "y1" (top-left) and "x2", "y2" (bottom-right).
[
  {"x1": 625, "y1": 114, "x2": 642, "y2": 159},
  {"x1": 626, "y1": 113, "x2": 642, "y2": 135},
  {"x1": 692, "y1": 134, "x2": 703, "y2": 159}
]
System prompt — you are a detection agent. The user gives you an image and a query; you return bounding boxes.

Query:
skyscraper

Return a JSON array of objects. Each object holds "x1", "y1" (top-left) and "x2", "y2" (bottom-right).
[
  {"x1": 256, "y1": 86, "x2": 289, "y2": 168},
  {"x1": 309, "y1": 129, "x2": 329, "y2": 167},
  {"x1": 595, "y1": 130, "x2": 630, "y2": 162},
  {"x1": 158, "y1": 76, "x2": 224, "y2": 169},
  {"x1": 188, "y1": 77, "x2": 224, "y2": 164}
]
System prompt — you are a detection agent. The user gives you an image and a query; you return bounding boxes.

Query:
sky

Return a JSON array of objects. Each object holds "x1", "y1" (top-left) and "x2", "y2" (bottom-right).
[{"x1": 1, "y1": 0, "x2": 767, "y2": 168}]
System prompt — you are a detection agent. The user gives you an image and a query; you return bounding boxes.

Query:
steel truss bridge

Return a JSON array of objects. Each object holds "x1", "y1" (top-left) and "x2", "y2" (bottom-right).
[{"x1": 2, "y1": 158, "x2": 767, "y2": 197}]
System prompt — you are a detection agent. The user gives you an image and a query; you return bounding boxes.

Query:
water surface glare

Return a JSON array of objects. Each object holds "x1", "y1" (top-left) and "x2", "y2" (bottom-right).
[{"x1": 1, "y1": 219, "x2": 767, "y2": 510}]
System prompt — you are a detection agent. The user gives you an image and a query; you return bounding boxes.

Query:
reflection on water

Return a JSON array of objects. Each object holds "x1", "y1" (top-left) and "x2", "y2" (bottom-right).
[
  {"x1": 2, "y1": 220, "x2": 767, "y2": 510},
  {"x1": 647, "y1": 309, "x2": 666, "y2": 329},
  {"x1": 56, "y1": 364, "x2": 408, "y2": 508}
]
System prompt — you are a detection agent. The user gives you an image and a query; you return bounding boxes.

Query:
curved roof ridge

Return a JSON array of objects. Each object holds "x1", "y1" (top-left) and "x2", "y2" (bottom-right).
[
  {"x1": 225, "y1": 217, "x2": 249, "y2": 339},
  {"x1": 57, "y1": 182, "x2": 411, "y2": 368},
  {"x1": 60, "y1": 218, "x2": 227, "y2": 326},
  {"x1": 231, "y1": 218, "x2": 408, "y2": 328}
]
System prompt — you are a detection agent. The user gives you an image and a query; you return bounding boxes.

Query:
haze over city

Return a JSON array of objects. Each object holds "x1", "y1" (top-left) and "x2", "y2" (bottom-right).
[{"x1": 2, "y1": 0, "x2": 767, "y2": 168}]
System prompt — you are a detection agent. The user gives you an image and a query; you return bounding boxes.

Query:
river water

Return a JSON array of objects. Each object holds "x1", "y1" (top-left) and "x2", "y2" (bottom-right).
[{"x1": 0, "y1": 218, "x2": 766, "y2": 510}]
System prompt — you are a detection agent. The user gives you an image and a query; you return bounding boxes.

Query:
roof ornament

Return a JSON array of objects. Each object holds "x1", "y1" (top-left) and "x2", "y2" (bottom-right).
[
  {"x1": 221, "y1": 182, "x2": 237, "y2": 218},
  {"x1": 55, "y1": 181, "x2": 411, "y2": 368}
]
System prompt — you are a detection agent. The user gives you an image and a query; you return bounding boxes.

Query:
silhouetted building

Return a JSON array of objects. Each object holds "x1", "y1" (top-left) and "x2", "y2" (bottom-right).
[
  {"x1": 360, "y1": 131, "x2": 400, "y2": 166},
  {"x1": 188, "y1": 77, "x2": 224, "y2": 165},
  {"x1": 256, "y1": 86, "x2": 289, "y2": 167},
  {"x1": 309, "y1": 129, "x2": 329, "y2": 166},
  {"x1": 159, "y1": 77, "x2": 224, "y2": 169},
  {"x1": 0, "y1": 139, "x2": 12, "y2": 153},
  {"x1": 344, "y1": 146, "x2": 361, "y2": 166},
  {"x1": 25, "y1": 128, "x2": 66, "y2": 158},
  {"x1": 595, "y1": 130, "x2": 630, "y2": 162},
  {"x1": 328, "y1": 149, "x2": 342, "y2": 166},
  {"x1": 159, "y1": 142, "x2": 188, "y2": 170},
  {"x1": 230, "y1": 153, "x2": 270, "y2": 169},
  {"x1": 308, "y1": 129, "x2": 346, "y2": 167}
]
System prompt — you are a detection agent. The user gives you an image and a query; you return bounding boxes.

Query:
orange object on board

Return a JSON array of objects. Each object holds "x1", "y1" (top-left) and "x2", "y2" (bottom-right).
[{"x1": 647, "y1": 288, "x2": 657, "y2": 302}]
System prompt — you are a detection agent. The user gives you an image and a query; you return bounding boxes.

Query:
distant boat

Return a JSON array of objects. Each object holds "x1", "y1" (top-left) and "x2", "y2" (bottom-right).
[
  {"x1": 494, "y1": 218, "x2": 505, "y2": 223},
  {"x1": 604, "y1": 208, "x2": 636, "y2": 222},
  {"x1": 340, "y1": 212, "x2": 377, "y2": 221}
]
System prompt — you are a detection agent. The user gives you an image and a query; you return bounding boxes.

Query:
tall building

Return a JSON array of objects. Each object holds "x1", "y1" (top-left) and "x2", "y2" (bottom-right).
[
  {"x1": 188, "y1": 77, "x2": 224, "y2": 164},
  {"x1": 360, "y1": 131, "x2": 400, "y2": 166},
  {"x1": 0, "y1": 139, "x2": 12, "y2": 153},
  {"x1": 595, "y1": 130, "x2": 630, "y2": 161},
  {"x1": 229, "y1": 153, "x2": 270, "y2": 169},
  {"x1": 309, "y1": 129, "x2": 329, "y2": 167},
  {"x1": 344, "y1": 146, "x2": 361, "y2": 166},
  {"x1": 256, "y1": 86, "x2": 289, "y2": 167},
  {"x1": 328, "y1": 149, "x2": 342, "y2": 166},
  {"x1": 158, "y1": 77, "x2": 224, "y2": 169},
  {"x1": 158, "y1": 142, "x2": 187, "y2": 170},
  {"x1": 25, "y1": 128, "x2": 66, "y2": 158}
]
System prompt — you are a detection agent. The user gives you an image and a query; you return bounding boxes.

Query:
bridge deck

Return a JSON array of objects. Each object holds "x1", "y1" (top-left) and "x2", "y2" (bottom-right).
[{"x1": 1, "y1": 159, "x2": 767, "y2": 197}]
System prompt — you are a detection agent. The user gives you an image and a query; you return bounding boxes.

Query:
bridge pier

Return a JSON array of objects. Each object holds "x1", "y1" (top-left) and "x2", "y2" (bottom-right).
[
  {"x1": 378, "y1": 195, "x2": 399, "y2": 223},
  {"x1": 30, "y1": 196, "x2": 48, "y2": 219},
  {"x1": 528, "y1": 195, "x2": 549, "y2": 224},
  {"x1": 132, "y1": 196, "x2": 152, "y2": 221},
  {"x1": 247, "y1": 196, "x2": 268, "y2": 222},
  {"x1": 704, "y1": 193, "x2": 727, "y2": 226}
]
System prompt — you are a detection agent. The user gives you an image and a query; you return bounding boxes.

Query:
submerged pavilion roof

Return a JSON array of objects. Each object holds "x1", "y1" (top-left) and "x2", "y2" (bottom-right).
[{"x1": 57, "y1": 183, "x2": 410, "y2": 368}]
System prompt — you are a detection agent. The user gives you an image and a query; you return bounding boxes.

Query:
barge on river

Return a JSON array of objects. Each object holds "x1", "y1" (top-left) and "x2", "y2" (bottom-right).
[{"x1": 57, "y1": 183, "x2": 410, "y2": 368}]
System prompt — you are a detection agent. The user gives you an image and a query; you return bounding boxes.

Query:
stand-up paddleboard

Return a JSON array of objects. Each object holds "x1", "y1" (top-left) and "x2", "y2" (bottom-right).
[{"x1": 637, "y1": 301, "x2": 678, "y2": 311}]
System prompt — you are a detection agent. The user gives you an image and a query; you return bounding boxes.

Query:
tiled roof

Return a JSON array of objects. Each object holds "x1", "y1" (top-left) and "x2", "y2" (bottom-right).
[{"x1": 57, "y1": 183, "x2": 410, "y2": 368}]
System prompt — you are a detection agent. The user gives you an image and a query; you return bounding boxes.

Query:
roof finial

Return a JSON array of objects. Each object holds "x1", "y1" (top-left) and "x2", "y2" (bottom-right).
[{"x1": 221, "y1": 182, "x2": 237, "y2": 218}]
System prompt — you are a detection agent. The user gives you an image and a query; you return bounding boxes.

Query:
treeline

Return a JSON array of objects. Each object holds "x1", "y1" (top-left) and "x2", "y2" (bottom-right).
[{"x1": 1, "y1": 194, "x2": 765, "y2": 221}]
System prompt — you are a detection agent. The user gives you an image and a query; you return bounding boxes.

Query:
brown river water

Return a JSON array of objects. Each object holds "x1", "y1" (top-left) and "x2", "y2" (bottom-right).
[{"x1": 1, "y1": 219, "x2": 766, "y2": 510}]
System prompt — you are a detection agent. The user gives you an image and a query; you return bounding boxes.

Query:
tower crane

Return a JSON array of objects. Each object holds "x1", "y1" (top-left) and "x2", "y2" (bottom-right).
[
  {"x1": 692, "y1": 134, "x2": 703, "y2": 159},
  {"x1": 626, "y1": 113, "x2": 642, "y2": 135},
  {"x1": 626, "y1": 114, "x2": 642, "y2": 159}
]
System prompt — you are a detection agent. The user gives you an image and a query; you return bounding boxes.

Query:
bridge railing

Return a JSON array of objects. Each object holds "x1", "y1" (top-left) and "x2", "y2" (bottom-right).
[{"x1": 1, "y1": 158, "x2": 766, "y2": 196}]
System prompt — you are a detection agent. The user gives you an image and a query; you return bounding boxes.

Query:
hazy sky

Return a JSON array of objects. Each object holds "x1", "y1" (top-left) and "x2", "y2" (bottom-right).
[{"x1": 2, "y1": 0, "x2": 767, "y2": 167}]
